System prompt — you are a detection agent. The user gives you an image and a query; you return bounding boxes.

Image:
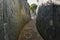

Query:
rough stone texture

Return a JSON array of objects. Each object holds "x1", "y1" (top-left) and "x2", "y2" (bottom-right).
[
  {"x1": 0, "y1": 0, "x2": 30, "y2": 40},
  {"x1": 36, "y1": 3, "x2": 60, "y2": 40},
  {"x1": 0, "y1": 0, "x2": 4, "y2": 40}
]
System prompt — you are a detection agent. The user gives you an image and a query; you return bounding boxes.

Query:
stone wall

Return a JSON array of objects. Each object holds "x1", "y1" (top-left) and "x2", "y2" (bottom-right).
[
  {"x1": 0, "y1": 0, "x2": 31, "y2": 40},
  {"x1": 36, "y1": 3, "x2": 60, "y2": 40},
  {"x1": 0, "y1": 0, "x2": 4, "y2": 40}
]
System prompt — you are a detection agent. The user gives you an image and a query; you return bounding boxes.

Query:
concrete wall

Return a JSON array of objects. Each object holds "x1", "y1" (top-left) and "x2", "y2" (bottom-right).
[{"x1": 0, "y1": 0, "x2": 31, "y2": 40}]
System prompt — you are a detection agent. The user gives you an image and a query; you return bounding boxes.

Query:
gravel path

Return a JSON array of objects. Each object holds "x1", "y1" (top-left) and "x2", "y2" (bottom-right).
[{"x1": 18, "y1": 17, "x2": 44, "y2": 40}]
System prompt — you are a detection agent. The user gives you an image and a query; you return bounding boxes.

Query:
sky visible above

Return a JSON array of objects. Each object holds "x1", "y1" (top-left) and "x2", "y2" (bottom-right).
[
  {"x1": 27, "y1": 0, "x2": 49, "y2": 5},
  {"x1": 27, "y1": 0, "x2": 38, "y2": 5}
]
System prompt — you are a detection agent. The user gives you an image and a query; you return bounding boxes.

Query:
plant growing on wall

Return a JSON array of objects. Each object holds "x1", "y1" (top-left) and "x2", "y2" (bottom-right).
[{"x1": 30, "y1": 3, "x2": 37, "y2": 12}]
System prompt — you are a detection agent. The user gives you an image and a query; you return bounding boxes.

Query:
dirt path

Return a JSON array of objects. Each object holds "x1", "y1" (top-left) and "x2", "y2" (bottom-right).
[{"x1": 18, "y1": 19, "x2": 44, "y2": 40}]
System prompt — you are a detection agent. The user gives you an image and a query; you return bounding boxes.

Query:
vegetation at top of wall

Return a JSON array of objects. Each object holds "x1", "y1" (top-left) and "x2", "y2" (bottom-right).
[{"x1": 30, "y1": 3, "x2": 37, "y2": 12}]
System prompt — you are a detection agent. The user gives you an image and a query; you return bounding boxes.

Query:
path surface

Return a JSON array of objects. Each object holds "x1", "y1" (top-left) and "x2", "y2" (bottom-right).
[{"x1": 18, "y1": 16, "x2": 44, "y2": 40}]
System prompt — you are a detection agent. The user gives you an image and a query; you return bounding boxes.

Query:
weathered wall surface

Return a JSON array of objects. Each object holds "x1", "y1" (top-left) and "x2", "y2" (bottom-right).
[
  {"x1": 36, "y1": 3, "x2": 60, "y2": 40},
  {"x1": 0, "y1": 0, "x2": 4, "y2": 40},
  {"x1": 0, "y1": 0, "x2": 31, "y2": 40},
  {"x1": 36, "y1": 4, "x2": 53, "y2": 40}
]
